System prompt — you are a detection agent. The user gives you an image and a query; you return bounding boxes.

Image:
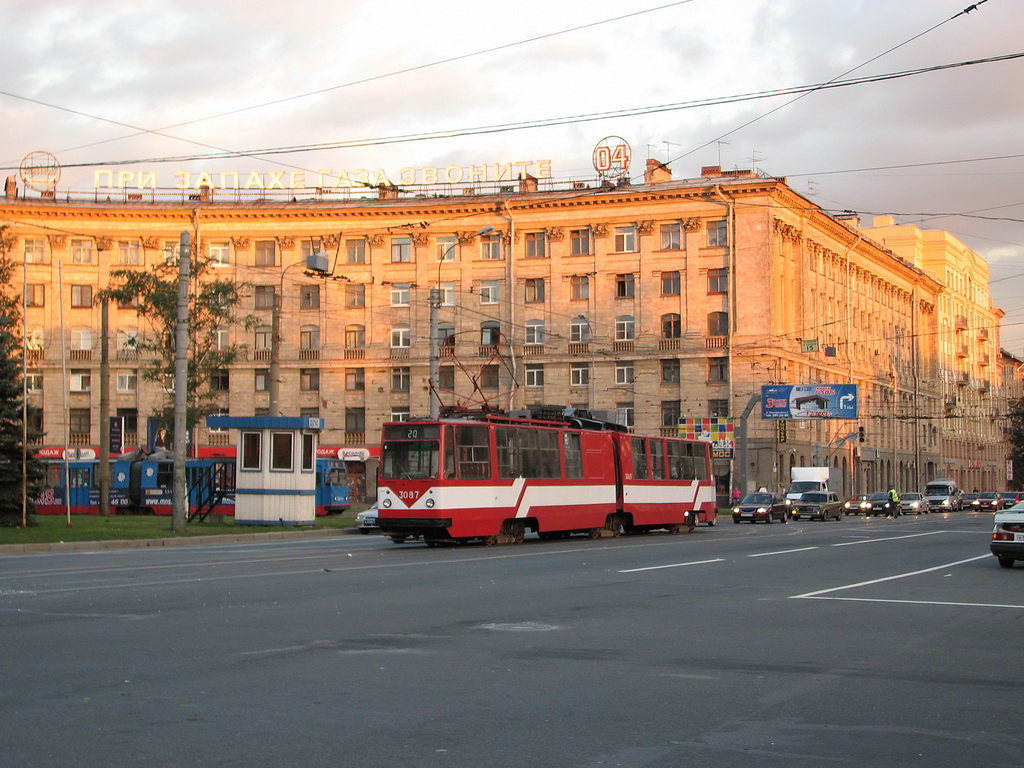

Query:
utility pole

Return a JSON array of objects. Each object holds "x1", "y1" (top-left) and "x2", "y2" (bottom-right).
[
  {"x1": 171, "y1": 231, "x2": 190, "y2": 533},
  {"x1": 428, "y1": 286, "x2": 440, "y2": 419},
  {"x1": 98, "y1": 297, "x2": 110, "y2": 516}
]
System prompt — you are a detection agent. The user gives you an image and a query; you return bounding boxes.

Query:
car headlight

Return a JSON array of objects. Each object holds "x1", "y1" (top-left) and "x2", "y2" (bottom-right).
[{"x1": 757, "y1": 507, "x2": 768, "y2": 513}]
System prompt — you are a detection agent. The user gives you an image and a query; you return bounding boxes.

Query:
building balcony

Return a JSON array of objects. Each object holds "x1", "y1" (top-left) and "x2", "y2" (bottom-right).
[
  {"x1": 439, "y1": 345, "x2": 456, "y2": 358},
  {"x1": 390, "y1": 347, "x2": 410, "y2": 359},
  {"x1": 69, "y1": 349, "x2": 92, "y2": 361},
  {"x1": 344, "y1": 348, "x2": 365, "y2": 360},
  {"x1": 116, "y1": 349, "x2": 139, "y2": 361},
  {"x1": 658, "y1": 338, "x2": 681, "y2": 351},
  {"x1": 956, "y1": 372, "x2": 970, "y2": 386},
  {"x1": 956, "y1": 345, "x2": 969, "y2": 358},
  {"x1": 478, "y1": 344, "x2": 498, "y2": 357},
  {"x1": 69, "y1": 432, "x2": 91, "y2": 446},
  {"x1": 299, "y1": 349, "x2": 321, "y2": 362},
  {"x1": 26, "y1": 349, "x2": 43, "y2": 364},
  {"x1": 345, "y1": 432, "x2": 365, "y2": 444},
  {"x1": 955, "y1": 315, "x2": 969, "y2": 332},
  {"x1": 253, "y1": 349, "x2": 271, "y2": 362},
  {"x1": 613, "y1": 341, "x2": 635, "y2": 353},
  {"x1": 568, "y1": 342, "x2": 590, "y2": 355},
  {"x1": 207, "y1": 433, "x2": 231, "y2": 446},
  {"x1": 705, "y1": 336, "x2": 727, "y2": 349},
  {"x1": 523, "y1": 344, "x2": 545, "y2": 356}
]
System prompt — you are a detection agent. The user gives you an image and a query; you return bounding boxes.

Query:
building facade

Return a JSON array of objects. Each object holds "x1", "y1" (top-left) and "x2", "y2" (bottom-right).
[{"x1": 1, "y1": 160, "x2": 1007, "y2": 498}]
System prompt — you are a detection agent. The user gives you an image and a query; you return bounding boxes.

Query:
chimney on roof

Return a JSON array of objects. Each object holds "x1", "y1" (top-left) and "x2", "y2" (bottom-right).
[
  {"x1": 519, "y1": 173, "x2": 538, "y2": 193},
  {"x1": 701, "y1": 166, "x2": 722, "y2": 178},
  {"x1": 644, "y1": 158, "x2": 672, "y2": 184},
  {"x1": 834, "y1": 213, "x2": 861, "y2": 228},
  {"x1": 873, "y1": 215, "x2": 897, "y2": 227},
  {"x1": 4, "y1": 176, "x2": 16, "y2": 200},
  {"x1": 377, "y1": 185, "x2": 399, "y2": 200}
]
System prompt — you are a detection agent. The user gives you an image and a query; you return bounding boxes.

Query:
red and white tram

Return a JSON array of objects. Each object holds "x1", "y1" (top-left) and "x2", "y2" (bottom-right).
[{"x1": 376, "y1": 407, "x2": 717, "y2": 545}]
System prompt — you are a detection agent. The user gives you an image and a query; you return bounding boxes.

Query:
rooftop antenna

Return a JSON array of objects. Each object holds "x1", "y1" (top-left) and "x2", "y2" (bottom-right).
[{"x1": 716, "y1": 141, "x2": 730, "y2": 168}]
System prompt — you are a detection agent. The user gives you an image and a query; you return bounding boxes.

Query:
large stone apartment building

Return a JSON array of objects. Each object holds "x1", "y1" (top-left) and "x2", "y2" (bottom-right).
[{"x1": 1, "y1": 158, "x2": 1008, "y2": 498}]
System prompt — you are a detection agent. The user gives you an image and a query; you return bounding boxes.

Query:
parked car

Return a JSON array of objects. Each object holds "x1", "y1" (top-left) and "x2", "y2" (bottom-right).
[
  {"x1": 899, "y1": 492, "x2": 929, "y2": 514},
  {"x1": 990, "y1": 502, "x2": 1024, "y2": 568},
  {"x1": 866, "y1": 492, "x2": 898, "y2": 516},
  {"x1": 790, "y1": 492, "x2": 844, "y2": 521},
  {"x1": 974, "y1": 492, "x2": 1004, "y2": 511},
  {"x1": 998, "y1": 491, "x2": 1023, "y2": 508},
  {"x1": 732, "y1": 492, "x2": 789, "y2": 524},
  {"x1": 843, "y1": 494, "x2": 872, "y2": 515},
  {"x1": 355, "y1": 503, "x2": 379, "y2": 533}
]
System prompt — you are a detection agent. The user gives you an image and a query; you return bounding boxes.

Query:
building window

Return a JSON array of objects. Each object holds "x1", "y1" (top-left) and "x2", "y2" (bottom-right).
[
  {"x1": 708, "y1": 219, "x2": 728, "y2": 248},
  {"x1": 214, "y1": 327, "x2": 229, "y2": 351},
  {"x1": 439, "y1": 365, "x2": 455, "y2": 389},
  {"x1": 615, "y1": 362, "x2": 634, "y2": 385},
  {"x1": 71, "y1": 285, "x2": 92, "y2": 308},
  {"x1": 709, "y1": 398, "x2": 729, "y2": 418},
  {"x1": 392, "y1": 366, "x2": 410, "y2": 392},
  {"x1": 211, "y1": 369, "x2": 230, "y2": 392},
  {"x1": 300, "y1": 237, "x2": 324, "y2": 262},
  {"x1": 661, "y1": 271, "x2": 681, "y2": 296},
  {"x1": 255, "y1": 240, "x2": 277, "y2": 266},
  {"x1": 438, "y1": 323, "x2": 455, "y2": 351},
  {"x1": 660, "y1": 223, "x2": 682, "y2": 250},
  {"x1": 709, "y1": 358, "x2": 729, "y2": 382},
  {"x1": 439, "y1": 282, "x2": 456, "y2": 306},
  {"x1": 118, "y1": 240, "x2": 141, "y2": 266},
  {"x1": 26, "y1": 369, "x2": 43, "y2": 393},
  {"x1": 345, "y1": 283, "x2": 365, "y2": 307},
  {"x1": 391, "y1": 407, "x2": 411, "y2": 422},
  {"x1": 571, "y1": 363, "x2": 590, "y2": 387},
  {"x1": 345, "y1": 407, "x2": 365, "y2": 434},
  {"x1": 69, "y1": 408, "x2": 90, "y2": 435},
  {"x1": 254, "y1": 326, "x2": 272, "y2": 351},
  {"x1": 254, "y1": 285, "x2": 275, "y2": 309},
  {"x1": 346, "y1": 238, "x2": 366, "y2": 264},
  {"x1": 481, "y1": 321, "x2": 500, "y2": 346},
  {"x1": 346, "y1": 368, "x2": 365, "y2": 391},
  {"x1": 570, "y1": 317, "x2": 591, "y2": 343},
  {"x1": 708, "y1": 268, "x2": 728, "y2": 294},
  {"x1": 209, "y1": 241, "x2": 231, "y2": 265},
  {"x1": 616, "y1": 403, "x2": 635, "y2": 429},
  {"x1": 524, "y1": 277, "x2": 545, "y2": 303},
  {"x1": 255, "y1": 369, "x2": 269, "y2": 392},
  {"x1": 707, "y1": 311, "x2": 729, "y2": 336},
  {"x1": 661, "y1": 400, "x2": 681, "y2": 428},
  {"x1": 117, "y1": 408, "x2": 138, "y2": 437},
  {"x1": 525, "y1": 232, "x2": 547, "y2": 259},
  {"x1": 71, "y1": 239, "x2": 94, "y2": 264},
  {"x1": 615, "y1": 315, "x2": 635, "y2": 341},
  {"x1": 345, "y1": 325, "x2": 365, "y2": 349},
  {"x1": 480, "y1": 364, "x2": 499, "y2": 389},
  {"x1": 300, "y1": 368, "x2": 320, "y2": 391},
  {"x1": 25, "y1": 284, "x2": 45, "y2": 307},
  {"x1": 300, "y1": 285, "x2": 320, "y2": 309},
  {"x1": 570, "y1": 275, "x2": 589, "y2": 301},
  {"x1": 525, "y1": 364, "x2": 544, "y2": 388},
  {"x1": 71, "y1": 327, "x2": 93, "y2": 351},
  {"x1": 300, "y1": 326, "x2": 320, "y2": 351},
  {"x1": 525, "y1": 320, "x2": 545, "y2": 345},
  {"x1": 24, "y1": 239, "x2": 46, "y2": 264},
  {"x1": 570, "y1": 228, "x2": 591, "y2": 256},
  {"x1": 616, "y1": 274, "x2": 635, "y2": 298},
  {"x1": 70, "y1": 369, "x2": 91, "y2": 393},
  {"x1": 480, "y1": 280, "x2": 500, "y2": 304},
  {"x1": 391, "y1": 236, "x2": 412, "y2": 263},
  {"x1": 614, "y1": 225, "x2": 636, "y2": 253},
  {"x1": 436, "y1": 235, "x2": 458, "y2": 262},
  {"x1": 662, "y1": 313, "x2": 682, "y2": 339},
  {"x1": 662, "y1": 358, "x2": 680, "y2": 383},
  {"x1": 391, "y1": 324, "x2": 411, "y2": 348},
  {"x1": 480, "y1": 233, "x2": 502, "y2": 260},
  {"x1": 391, "y1": 283, "x2": 411, "y2": 306}
]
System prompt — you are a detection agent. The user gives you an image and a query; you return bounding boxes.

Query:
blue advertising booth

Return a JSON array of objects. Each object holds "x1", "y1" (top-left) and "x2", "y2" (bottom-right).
[{"x1": 206, "y1": 415, "x2": 324, "y2": 526}]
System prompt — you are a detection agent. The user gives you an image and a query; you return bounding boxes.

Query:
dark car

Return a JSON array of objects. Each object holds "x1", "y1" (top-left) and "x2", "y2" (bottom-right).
[
  {"x1": 843, "y1": 494, "x2": 872, "y2": 516},
  {"x1": 998, "y1": 491, "x2": 1023, "y2": 508},
  {"x1": 732, "y1": 492, "x2": 789, "y2": 524},
  {"x1": 790, "y1": 492, "x2": 844, "y2": 521},
  {"x1": 866, "y1": 492, "x2": 898, "y2": 517}
]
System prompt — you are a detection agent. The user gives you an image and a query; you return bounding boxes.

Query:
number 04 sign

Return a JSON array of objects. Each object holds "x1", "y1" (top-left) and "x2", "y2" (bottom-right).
[{"x1": 592, "y1": 136, "x2": 632, "y2": 180}]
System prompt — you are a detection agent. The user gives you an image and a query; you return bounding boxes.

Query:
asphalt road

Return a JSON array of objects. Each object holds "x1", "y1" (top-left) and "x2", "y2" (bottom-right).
[{"x1": 1, "y1": 511, "x2": 1019, "y2": 768}]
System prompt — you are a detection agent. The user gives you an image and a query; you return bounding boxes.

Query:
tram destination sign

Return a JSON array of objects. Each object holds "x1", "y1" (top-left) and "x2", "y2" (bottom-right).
[{"x1": 761, "y1": 384, "x2": 859, "y2": 420}]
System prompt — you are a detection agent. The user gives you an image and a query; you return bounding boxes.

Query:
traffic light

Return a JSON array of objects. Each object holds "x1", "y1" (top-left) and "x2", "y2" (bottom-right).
[
  {"x1": 858, "y1": 426, "x2": 865, "y2": 443},
  {"x1": 778, "y1": 420, "x2": 787, "y2": 443}
]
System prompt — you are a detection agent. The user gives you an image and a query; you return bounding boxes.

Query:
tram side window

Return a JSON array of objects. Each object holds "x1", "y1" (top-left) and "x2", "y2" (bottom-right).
[
  {"x1": 156, "y1": 463, "x2": 173, "y2": 488},
  {"x1": 563, "y1": 432, "x2": 583, "y2": 479},
  {"x1": 444, "y1": 426, "x2": 456, "y2": 478},
  {"x1": 689, "y1": 443, "x2": 709, "y2": 481},
  {"x1": 456, "y1": 425, "x2": 491, "y2": 479},
  {"x1": 46, "y1": 463, "x2": 63, "y2": 488},
  {"x1": 667, "y1": 441, "x2": 684, "y2": 480},
  {"x1": 631, "y1": 437, "x2": 648, "y2": 479},
  {"x1": 69, "y1": 466, "x2": 94, "y2": 488},
  {"x1": 536, "y1": 429, "x2": 560, "y2": 478},
  {"x1": 496, "y1": 428, "x2": 521, "y2": 479},
  {"x1": 650, "y1": 439, "x2": 665, "y2": 480}
]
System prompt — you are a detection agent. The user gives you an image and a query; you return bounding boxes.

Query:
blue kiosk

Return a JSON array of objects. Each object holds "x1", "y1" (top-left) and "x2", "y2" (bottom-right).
[{"x1": 206, "y1": 415, "x2": 324, "y2": 526}]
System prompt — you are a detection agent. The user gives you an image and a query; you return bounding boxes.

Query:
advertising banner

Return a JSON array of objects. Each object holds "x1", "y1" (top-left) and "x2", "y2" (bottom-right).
[
  {"x1": 761, "y1": 384, "x2": 858, "y2": 420},
  {"x1": 679, "y1": 417, "x2": 734, "y2": 459}
]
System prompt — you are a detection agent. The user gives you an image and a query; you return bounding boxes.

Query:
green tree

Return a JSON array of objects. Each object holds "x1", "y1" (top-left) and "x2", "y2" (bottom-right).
[
  {"x1": 0, "y1": 227, "x2": 45, "y2": 527},
  {"x1": 1006, "y1": 397, "x2": 1024, "y2": 490},
  {"x1": 96, "y1": 241, "x2": 256, "y2": 445}
]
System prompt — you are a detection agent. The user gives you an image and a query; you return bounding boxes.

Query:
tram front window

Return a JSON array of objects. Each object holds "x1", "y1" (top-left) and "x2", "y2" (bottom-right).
[{"x1": 382, "y1": 441, "x2": 439, "y2": 479}]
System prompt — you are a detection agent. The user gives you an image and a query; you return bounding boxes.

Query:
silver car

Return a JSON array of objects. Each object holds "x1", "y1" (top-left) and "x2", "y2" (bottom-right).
[
  {"x1": 899, "y1": 492, "x2": 929, "y2": 514},
  {"x1": 355, "y1": 503, "x2": 379, "y2": 533}
]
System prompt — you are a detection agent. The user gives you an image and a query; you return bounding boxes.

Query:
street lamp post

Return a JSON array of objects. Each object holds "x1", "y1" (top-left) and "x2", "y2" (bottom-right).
[{"x1": 428, "y1": 226, "x2": 493, "y2": 420}]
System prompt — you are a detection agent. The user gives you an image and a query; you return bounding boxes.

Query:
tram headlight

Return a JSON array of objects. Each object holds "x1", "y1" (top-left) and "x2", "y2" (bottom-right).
[
  {"x1": 382, "y1": 498, "x2": 392, "y2": 508},
  {"x1": 425, "y1": 498, "x2": 435, "y2": 508}
]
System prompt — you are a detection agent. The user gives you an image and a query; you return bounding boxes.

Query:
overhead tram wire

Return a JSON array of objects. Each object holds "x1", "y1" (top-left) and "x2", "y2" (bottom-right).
[{"x1": 657, "y1": 0, "x2": 996, "y2": 173}]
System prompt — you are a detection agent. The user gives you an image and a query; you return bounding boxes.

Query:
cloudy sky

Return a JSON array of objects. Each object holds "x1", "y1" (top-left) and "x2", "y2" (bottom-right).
[{"x1": 3, "y1": 0, "x2": 1023, "y2": 352}]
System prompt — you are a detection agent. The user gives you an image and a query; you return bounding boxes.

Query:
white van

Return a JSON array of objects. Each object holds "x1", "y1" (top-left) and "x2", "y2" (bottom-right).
[{"x1": 925, "y1": 479, "x2": 963, "y2": 511}]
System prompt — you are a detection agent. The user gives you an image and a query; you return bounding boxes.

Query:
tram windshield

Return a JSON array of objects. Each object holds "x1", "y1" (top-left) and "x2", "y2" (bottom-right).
[{"x1": 382, "y1": 440, "x2": 439, "y2": 480}]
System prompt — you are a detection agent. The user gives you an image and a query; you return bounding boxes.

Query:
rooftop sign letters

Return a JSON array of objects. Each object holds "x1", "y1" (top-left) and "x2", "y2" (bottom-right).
[{"x1": 93, "y1": 160, "x2": 553, "y2": 191}]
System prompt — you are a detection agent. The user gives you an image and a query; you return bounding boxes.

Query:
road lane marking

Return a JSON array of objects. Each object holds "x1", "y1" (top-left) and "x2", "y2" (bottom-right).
[
  {"x1": 748, "y1": 547, "x2": 818, "y2": 558},
  {"x1": 619, "y1": 558, "x2": 725, "y2": 573},
  {"x1": 790, "y1": 554, "x2": 990, "y2": 600},
  {"x1": 801, "y1": 596, "x2": 1024, "y2": 610},
  {"x1": 831, "y1": 531, "x2": 947, "y2": 546}
]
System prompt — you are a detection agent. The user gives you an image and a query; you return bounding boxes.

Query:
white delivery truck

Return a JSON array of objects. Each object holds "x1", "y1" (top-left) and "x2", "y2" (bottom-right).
[
  {"x1": 786, "y1": 467, "x2": 843, "y2": 503},
  {"x1": 924, "y1": 478, "x2": 963, "y2": 511}
]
